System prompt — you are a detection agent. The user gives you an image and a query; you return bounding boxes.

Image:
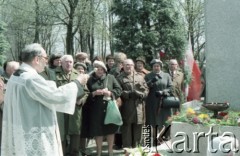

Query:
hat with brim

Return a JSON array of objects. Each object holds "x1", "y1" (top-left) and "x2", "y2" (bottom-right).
[
  {"x1": 93, "y1": 60, "x2": 107, "y2": 72},
  {"x1": 136, "y1": 56, "x2": 146, "y2": 65},
  {"x1": 150, "y1": 59, "x2": 163, "y2": 67},
  {"x1": 74, "y1": 62, "x2": 87, "y2": 70}
]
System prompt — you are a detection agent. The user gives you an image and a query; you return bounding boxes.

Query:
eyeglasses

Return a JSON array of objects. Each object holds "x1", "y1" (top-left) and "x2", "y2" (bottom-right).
[
  {"x1": 39, "y1": 56, "x2": 49, "y2": 60},
  {"x1": 125, "y1": 64, "x2": 134, "y2": 66}
]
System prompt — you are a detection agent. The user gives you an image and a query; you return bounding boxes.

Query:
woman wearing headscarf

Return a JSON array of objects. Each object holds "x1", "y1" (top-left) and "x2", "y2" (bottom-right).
[
  {"x1": 86, "y1": 60, "x2": 122, "y2": 156},
  {"x1": 145, "y1": 59, "x2": 173, "y2": 146}
]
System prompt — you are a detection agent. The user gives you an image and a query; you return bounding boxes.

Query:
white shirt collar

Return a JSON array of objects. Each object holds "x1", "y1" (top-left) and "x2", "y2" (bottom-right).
[{"x1": 169, "y1": 70, "x2": 176, "y2": 75}]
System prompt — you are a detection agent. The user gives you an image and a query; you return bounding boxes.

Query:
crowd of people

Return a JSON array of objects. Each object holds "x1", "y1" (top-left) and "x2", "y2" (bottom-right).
[{"x1": 0, "y1": 43, "x2": 185, "y2": 156}]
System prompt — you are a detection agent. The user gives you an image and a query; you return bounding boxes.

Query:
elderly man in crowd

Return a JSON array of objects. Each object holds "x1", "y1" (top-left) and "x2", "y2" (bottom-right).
[
  {"x1": 109, "y1": 52, "x2": 127, "y2": 78},
  {"x1": 109, "y1": 52, "x2": 127, "y2": 149},
  {"x1": 1, "y1": 60, "x2": 20, "y2": 83},
  {"x1": 54, "y1": 55, "x2": 87, "y2": 156},
  {"x1": 0, "y1": 60, "x2": 20, "y2": 148},
  {"x1": 168, "y1": 59, "x2": 184, "y2": 113},
  {"x1": 1, "y1": 43, "x2": 87, "y2": 156},
  {"x1": 117, "y1": 59, "x2": 148, "y2": 148}
]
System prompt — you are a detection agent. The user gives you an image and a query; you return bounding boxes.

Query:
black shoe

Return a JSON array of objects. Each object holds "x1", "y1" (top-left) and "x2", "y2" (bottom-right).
[
  {"x1": 79, "y1": 149, "x2": 91, "y2": 156},
  {"x1": 113, "y1": 145, "x2": 122, "y2": 150}
]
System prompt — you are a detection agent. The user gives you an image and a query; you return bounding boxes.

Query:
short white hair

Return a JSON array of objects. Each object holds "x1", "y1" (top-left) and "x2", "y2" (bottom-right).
[
  {"x1": 169, "y1": 59, "x2": 178, "y2": 66},
  {"x1": 8, "y1": 61, "x2": 20, "y2": 69},
  {"x1": 60, "y1": 55, "x2": 73, "y2": 62},
  {"x1": 123, "y1": 59, "x2": 134, "y2": 66}
]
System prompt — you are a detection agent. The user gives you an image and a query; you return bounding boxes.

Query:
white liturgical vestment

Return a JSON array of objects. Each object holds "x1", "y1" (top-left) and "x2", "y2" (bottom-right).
[{"x1": 1, "y1": 63, "x2": 82, "y2": 156}]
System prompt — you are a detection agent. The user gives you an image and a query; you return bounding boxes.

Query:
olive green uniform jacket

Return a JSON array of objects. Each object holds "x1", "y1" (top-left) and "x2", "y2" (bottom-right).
[{"x1": 54, "y1": 67, "x2": 86, "y2": 140}]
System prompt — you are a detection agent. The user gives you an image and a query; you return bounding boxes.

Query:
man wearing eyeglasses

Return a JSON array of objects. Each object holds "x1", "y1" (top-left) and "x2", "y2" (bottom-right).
[
  {"x1": 117, "y1": 59, "x2": 149, "y2": 148},
  {"x1": 1, "y1": 43, "x2": 88, "y2": 156},
  {"x1": 168, "y1": 59, "x2": 184, "y2": 113}
]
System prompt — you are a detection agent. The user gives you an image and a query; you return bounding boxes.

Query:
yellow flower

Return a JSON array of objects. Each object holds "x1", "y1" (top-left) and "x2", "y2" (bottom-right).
[
  {"x1": 198, "y1": 114, "x2": 209, "y2": 120},
  {"x1": 186, "y1": 108, "x2": 196, "y2": 115}
]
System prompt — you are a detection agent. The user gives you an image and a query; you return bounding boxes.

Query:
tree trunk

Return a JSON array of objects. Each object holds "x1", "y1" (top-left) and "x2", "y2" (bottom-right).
[
  {"x1": 33, "y1": 0, "x2": 40, "y2": 43},
  {"x1": 79, "y1": 29, "x2": 88, "y2": 52},
  {"x1": 108, "y1": 8, "x2": 113, "y2": 55},
  {"x1": 66, "y1": 23, "x2": 73, "y2": 55},
  {"x1": 65, "y1": 0, "x2": 79, "y2": 55},
  {"x1": 88, "y1": 0, "x2": 95, "y2": 60}
]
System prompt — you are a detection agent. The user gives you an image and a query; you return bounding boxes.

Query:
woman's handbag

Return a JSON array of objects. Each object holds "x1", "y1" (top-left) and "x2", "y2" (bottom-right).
[
  {"x1": 161, "y1": 96, "x2": 180, "y2": 108},
  {"x1": 103, "y1": 75, "x2": 123, "y2": 126},
  {"x1": 104, "y1": 99, "x2": 123, "y2": 126}
]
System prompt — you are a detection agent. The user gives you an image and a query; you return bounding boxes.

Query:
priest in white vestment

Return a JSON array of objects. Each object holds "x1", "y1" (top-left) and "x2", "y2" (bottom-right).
[{"x1": 1, "y1": 43, "x2": 87, "y2": 156}]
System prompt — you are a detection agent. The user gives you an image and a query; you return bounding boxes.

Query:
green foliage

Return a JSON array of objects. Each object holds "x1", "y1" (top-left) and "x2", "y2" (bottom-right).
[
  {"x1": 0, "y1": 20, "x2": 9, "y2": 65},
  {"x1": 112, "y1": 0, "x2": 186, "y2": 64}
]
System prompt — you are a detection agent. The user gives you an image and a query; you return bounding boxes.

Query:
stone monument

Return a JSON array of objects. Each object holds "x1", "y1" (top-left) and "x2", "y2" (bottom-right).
[
  {"x1": 205, "y1": 0, "x2": 240, "y2": 110},
  {"x1": 169, "y1": 1, "x2": 240, "y2": 156}
]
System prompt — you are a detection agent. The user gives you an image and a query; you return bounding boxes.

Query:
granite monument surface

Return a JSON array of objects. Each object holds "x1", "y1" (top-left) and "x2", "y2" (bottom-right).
[{"x1": 205, "y1": 0, "x2": 240, "y2": 110}]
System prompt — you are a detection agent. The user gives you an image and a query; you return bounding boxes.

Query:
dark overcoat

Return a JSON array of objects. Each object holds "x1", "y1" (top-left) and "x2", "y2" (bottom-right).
[
  {"x1": 145, "y1": 71, "x2": 173, "y2": 129},
  {"x1": 86, "y1": 73, "x2": 122, "y2": 137}
]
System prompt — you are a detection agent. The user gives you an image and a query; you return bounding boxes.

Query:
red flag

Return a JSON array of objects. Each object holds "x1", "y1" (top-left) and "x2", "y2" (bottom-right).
[
  {"x1": 159, "y1": 49, "x2": 165, "y2": 58},
  {"x1": 185, "y1": 38, "x2": 202, "y2": 101}
]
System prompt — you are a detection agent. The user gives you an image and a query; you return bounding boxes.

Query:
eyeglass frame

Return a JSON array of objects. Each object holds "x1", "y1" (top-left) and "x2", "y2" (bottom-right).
[{"x1": 38, "y1": 55, "x2": 49, "y2": 60}]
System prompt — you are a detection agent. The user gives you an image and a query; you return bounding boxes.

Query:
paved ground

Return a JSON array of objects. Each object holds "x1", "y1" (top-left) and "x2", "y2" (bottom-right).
[
  {"x1": 79, "y1": 139, "x2": 171, "y2": 156},
  {"x1": 79, "y1": 140, "x2": 125, "y2": 156}
]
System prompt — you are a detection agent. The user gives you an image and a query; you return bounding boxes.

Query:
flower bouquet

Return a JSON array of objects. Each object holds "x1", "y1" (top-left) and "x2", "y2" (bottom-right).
[{"x1": 168, "y1": 107, "x2": 240, "y2": 127}]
